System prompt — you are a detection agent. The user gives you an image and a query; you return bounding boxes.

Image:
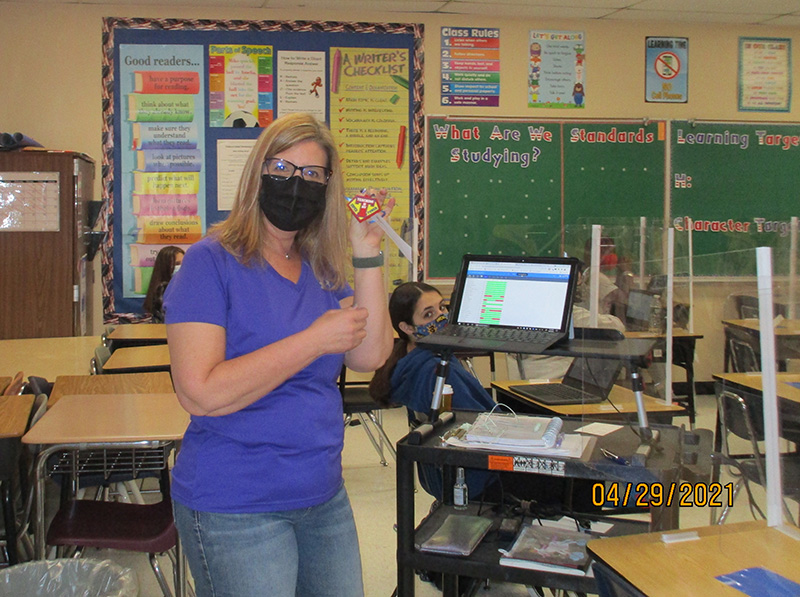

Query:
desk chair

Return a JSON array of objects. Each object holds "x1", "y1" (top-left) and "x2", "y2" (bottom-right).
[
  {"x1": 16, "y1": 394, "x2": 49, "y2": 561},
  {"x1": 0, "y1": 440, "x2": 23, "y2": 566},
  {"x1": 101, "y1": 325, "x2": 117, "y2": 352},
  {"x1": 714, "y1": 389, "x2": 800, "y2": 525},
  {"x1": 728, "y1": 338, "x2": 760, "y2": 373},
  {"x1": 45, "y1": 456, "x2": 181, "y2": 597},
  {"x1": 338, "y1": 367, "x2": 399, "y2": 465},
  {"x1": 91, "y1": 346, "x2": 111, "y2": 375}
]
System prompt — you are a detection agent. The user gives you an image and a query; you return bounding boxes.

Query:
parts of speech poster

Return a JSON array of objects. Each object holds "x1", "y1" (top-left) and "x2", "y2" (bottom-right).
[
  {"x1": 120, "y1": 44, "x2": 206, "y2": 298},
  {"x1": 209, "y1": 44, "x2": 274, "y2": 127}
]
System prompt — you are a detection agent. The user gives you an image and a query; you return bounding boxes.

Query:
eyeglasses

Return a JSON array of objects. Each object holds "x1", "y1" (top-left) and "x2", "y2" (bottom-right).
[{"x1": 263, "y1": 158, "x2": 331, "y2": 184}]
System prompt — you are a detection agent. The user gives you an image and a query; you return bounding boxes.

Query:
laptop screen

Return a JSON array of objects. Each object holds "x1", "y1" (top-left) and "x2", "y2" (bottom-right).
[
  {"x1": 451, "y1": 255, "x2": 577, "y2": 332},
  {"x1": 562, "y1": 356, "x2": 622, "y2": 396},
  {"x1": 626, "y1": 288, "x2": 659, "y2": 329}
]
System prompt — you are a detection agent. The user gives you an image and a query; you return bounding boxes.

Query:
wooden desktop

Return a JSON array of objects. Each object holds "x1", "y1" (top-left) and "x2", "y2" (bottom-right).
[
  {"x1": 49, "y1": 371, "x2": 174, "y2": 407},
  {"x1": 102, "y1": 344, "x2": 171, "y2": 373},
  {"x1": 588, "y1": 520, "x2": 800, "y2": 596}
]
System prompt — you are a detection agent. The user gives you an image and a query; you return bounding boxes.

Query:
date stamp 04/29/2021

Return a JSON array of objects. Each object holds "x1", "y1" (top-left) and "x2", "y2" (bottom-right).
[{"x1": 591, "y1": 482, "x2": 736, "y2": 509}]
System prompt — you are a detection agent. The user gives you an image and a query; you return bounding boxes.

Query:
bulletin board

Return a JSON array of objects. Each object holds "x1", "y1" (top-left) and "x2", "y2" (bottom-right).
[
  {"x1": 101, "y1": 17, "x2": 423, "y2": 320},
  {"x1": 425, "y1": 117, "x2": 666, "y2": 279},
  {"x1": 671, "y1": 120, "x2": 800, "y2": 275}
]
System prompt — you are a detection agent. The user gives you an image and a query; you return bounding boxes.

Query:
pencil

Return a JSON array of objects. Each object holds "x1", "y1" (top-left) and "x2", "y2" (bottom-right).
[
  {"x1": 396, "y1": 125, "x2": 406, "y2": 169},
  {"x1": 331, "y1": 49, "x2": 342, "y2": 94}
]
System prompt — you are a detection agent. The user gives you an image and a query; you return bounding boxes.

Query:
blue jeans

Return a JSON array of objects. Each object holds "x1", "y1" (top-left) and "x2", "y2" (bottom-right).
[{"x1": 173, "y1": 485, "x2": 364, "y2": 597}]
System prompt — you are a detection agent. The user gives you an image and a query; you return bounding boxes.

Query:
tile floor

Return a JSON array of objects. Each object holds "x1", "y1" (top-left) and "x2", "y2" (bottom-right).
[{"x1": 31, "y1": 393, "x2": 791, "y2": 596}]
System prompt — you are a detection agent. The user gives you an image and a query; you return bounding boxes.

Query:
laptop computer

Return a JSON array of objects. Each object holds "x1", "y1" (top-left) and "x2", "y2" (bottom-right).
[
  {"x1": 508, "y1": 356, "x2": 623, "y2": 405},
  {"x1": 416, "y1": 254, "x2": 580, "y2": 354},
  {"x1": 625, "y1": 288, "x2": 662, "y2": 331}
]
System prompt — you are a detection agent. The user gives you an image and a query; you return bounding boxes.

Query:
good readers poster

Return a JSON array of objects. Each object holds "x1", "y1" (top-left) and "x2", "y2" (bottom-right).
[{"x1": 119, "y1": 44, "x2": 206, "y2": 300}]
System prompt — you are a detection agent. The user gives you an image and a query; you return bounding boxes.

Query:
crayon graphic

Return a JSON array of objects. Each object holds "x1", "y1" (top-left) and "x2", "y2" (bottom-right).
[
  {"x1": 332, "y1": 49, "x2": 342, "y2": 94},
  {"x1": 396, "y1": 125, "x2": 406, "y2": 169},
  {"x1": 390, "y1": 75, "x2": 409, "y2": 89}
]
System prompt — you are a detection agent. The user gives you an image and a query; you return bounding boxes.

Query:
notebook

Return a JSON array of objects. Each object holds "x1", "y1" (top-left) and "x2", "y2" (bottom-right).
[
  {"x1": 465, "y1": 413, "x2": 563, "y2": 448},
  {"x1": 416, "y1": 254, "x2": 580, "y2": 354},
  {"x1": 508, "y1": 356, "x2": 622, "y2": 405},
  {"x1": 418, "y1": 514, "x2": 493, "y2": 556},
  {"x1": 625, "y1": 288, "x2": 662, "y2": 331}
]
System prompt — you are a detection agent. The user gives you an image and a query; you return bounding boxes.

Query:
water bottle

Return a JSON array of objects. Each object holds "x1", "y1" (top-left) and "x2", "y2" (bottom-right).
[{"x1": 453, "y1": 467, "x2": 468, "y2": 510}]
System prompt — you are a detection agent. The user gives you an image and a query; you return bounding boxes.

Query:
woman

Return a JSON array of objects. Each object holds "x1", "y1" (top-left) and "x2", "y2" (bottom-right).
[
  {"x1": 142, "y1": 245, "x2": 184, "y2": 322},
  {"x1": 370, "y1": 281, "x2": 496, "y2": 500},
  {"x1": 164, "y1": 113, "x2": 393, "y2": 597}
]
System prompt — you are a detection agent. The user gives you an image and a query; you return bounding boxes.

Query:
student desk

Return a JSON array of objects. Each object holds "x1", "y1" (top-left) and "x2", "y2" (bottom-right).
[
  {"x1": 492, "y1": 380, "x2": 686, "y2": 424},
  {"x1": 107, "y1": 323, "x2": 167, "y2": 348},
  {"x1": 0, "y1": 336, "x2": 101, "y2": 379},
  {"x1": 49, "y1": 371, "x2": 174, "y2": 407},
  {"x1": 102, "y1": 344, "x2": 171, "y2": 373},
  {"x1": 625, "y1": 329, "x2": 703, "y2": 427},
  {"x1": 395, "y1": 412, "x2": 700, "y2": 596},
  {"x1": 0, "y1": 394, "x2": 35, "y2": 565},
  {"x1": 587, "y1": 520, "x2": 800, "y2": 596},
  {"x1": 0, "y1": 394, "x2": 35, "y2": 439},
  {"x1": 22, "y1": 392, "x2": 189, "y2": 562},
  {"x1": 722, "y1": 318, "x2": 800, "y2": 372}
]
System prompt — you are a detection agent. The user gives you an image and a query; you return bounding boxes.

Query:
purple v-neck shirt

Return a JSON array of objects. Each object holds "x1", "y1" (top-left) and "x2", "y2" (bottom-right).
[{"x1": 164, "y1": 236, "x2": 352, "y2": 512}]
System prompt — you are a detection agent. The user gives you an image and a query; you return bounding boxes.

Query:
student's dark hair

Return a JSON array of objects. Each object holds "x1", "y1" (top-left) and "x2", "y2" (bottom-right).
[
  {"x1": 143, "y1": 246, "x2": 185, "y2": 315},
  {"x1": 369, "y1": 281, "x2": 442, "y2": 405}
]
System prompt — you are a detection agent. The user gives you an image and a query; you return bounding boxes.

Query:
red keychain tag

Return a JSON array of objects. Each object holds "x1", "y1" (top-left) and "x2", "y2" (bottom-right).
[{"x1": 347, "y1": 193, "x2": 381, "y2": 222}]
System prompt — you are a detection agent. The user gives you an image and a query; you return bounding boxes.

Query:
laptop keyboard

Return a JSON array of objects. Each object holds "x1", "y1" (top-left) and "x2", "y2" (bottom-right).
[
  {"x1": 510, "y1": 383, "x2": 605, "y2": 405},
  {"x1": 442, "y1": 326, "x2": 550, "y2": 343}
]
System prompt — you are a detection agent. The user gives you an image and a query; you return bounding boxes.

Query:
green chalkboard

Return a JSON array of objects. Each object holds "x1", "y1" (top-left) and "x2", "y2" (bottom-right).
[
  {"x1": 425, "y1": 118, "x2": 666, "y2": 279},
  {"x1": 671, "y1": 121, "x2": 800, "y2": 275}
]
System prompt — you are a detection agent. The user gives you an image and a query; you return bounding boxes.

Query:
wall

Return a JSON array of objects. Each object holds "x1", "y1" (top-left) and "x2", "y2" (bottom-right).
[{"x1": 2, "y1": 2, "x2": 798, "y2": 380}]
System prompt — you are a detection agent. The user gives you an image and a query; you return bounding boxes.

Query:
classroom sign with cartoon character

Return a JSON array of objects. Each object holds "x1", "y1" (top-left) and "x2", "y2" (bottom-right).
[{"x1": 528, "y1": 30, "x2": 585, "y2": 109}]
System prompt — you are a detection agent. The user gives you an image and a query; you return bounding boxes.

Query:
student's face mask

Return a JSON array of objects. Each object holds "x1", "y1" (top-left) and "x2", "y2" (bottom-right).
[
  {"x1": 172, "y1": 264, "x2": 181, "y2": 274},
  {"x1": 259, "y1": 174, "x2": 327, "y2": 232},
  {"x1": 412, "y1": 312, "x2": 449, "y2": 339}
]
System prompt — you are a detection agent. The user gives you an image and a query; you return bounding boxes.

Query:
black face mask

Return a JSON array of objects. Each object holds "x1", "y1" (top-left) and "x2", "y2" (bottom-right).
[{"x1": 258, "y1": 174, "x2": 327, "y2": 232}]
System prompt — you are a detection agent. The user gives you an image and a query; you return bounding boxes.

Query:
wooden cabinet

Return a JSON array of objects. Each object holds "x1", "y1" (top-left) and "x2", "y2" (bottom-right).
[{"x1": 0, "y1": 151, "x2": 96, "y2": 338}]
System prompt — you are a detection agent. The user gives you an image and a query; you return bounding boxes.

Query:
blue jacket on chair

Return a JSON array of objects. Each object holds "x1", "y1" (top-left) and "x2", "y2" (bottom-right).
[{"x1": 390, "y1": 348, "x2": 497, "y2": 500}]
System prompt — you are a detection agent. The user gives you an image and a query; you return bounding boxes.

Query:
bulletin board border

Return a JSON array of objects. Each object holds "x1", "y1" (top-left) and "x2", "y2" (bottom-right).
[{"x1": 100, "y1": 16, "x2": 425, "y2": 323}]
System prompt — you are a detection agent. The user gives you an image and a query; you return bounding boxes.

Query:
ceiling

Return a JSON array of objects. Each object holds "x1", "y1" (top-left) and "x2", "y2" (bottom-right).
[{"x1": 5, "y1": 0, "x2": 800, "y2": 26}]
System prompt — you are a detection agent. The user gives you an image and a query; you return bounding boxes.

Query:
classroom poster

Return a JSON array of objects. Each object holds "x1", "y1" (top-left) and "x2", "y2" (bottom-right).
[
  {"x1": 440, "y1": 27, "x2": 501, "y2": 107},
  {"x1": 209, "y1": 44, "x2": 274, "y2": 127},
  {"x1": 119, "y1": 44, "x2": 205, "y2": 298},
  {"x1": 645, "y1": 37, "x2": 688, "y2": 103},
  {"x1": 330, "y1": 47, "x2": 412, "y2": 285},
  {"x1": 738, "y1": 37, "x2": 791, "y2": 112},
  {"x1": 529, "y1": 30, "x2": 585, "y2": 109},
  {"x1": 276, "y1": 51, "x2": 326, "y2": 121}
]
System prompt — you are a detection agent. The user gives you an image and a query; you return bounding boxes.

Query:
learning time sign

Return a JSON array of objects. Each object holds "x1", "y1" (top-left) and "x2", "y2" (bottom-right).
[{"x1": 646, "y1": 37, "x2": 688, "y2": 103}]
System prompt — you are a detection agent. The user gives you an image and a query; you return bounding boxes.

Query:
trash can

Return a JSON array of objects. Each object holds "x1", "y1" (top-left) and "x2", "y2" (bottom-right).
[{"x1": 0, "y1": 558, "x2": 138, "y2": 596}]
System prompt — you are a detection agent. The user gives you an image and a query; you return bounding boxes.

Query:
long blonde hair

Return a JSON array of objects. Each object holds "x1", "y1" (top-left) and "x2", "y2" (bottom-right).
[{"x1": 209, "y1": 113, "x2": 349, "y2": 288}]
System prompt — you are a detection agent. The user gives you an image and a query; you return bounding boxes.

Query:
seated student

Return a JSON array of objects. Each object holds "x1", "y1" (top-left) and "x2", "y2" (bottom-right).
[
  {"x1": 369, "y1": 281, "x2": 496, "y2": 500},
  {"x1": 513, "y1": 264, "x2": 625, "y2": 380},
  {"x1": 142, "y1": 246, "x2": 184, "y2": 322},
  {"x1": 577, "y1": 238, "x2": 624, "y2": 316}
]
